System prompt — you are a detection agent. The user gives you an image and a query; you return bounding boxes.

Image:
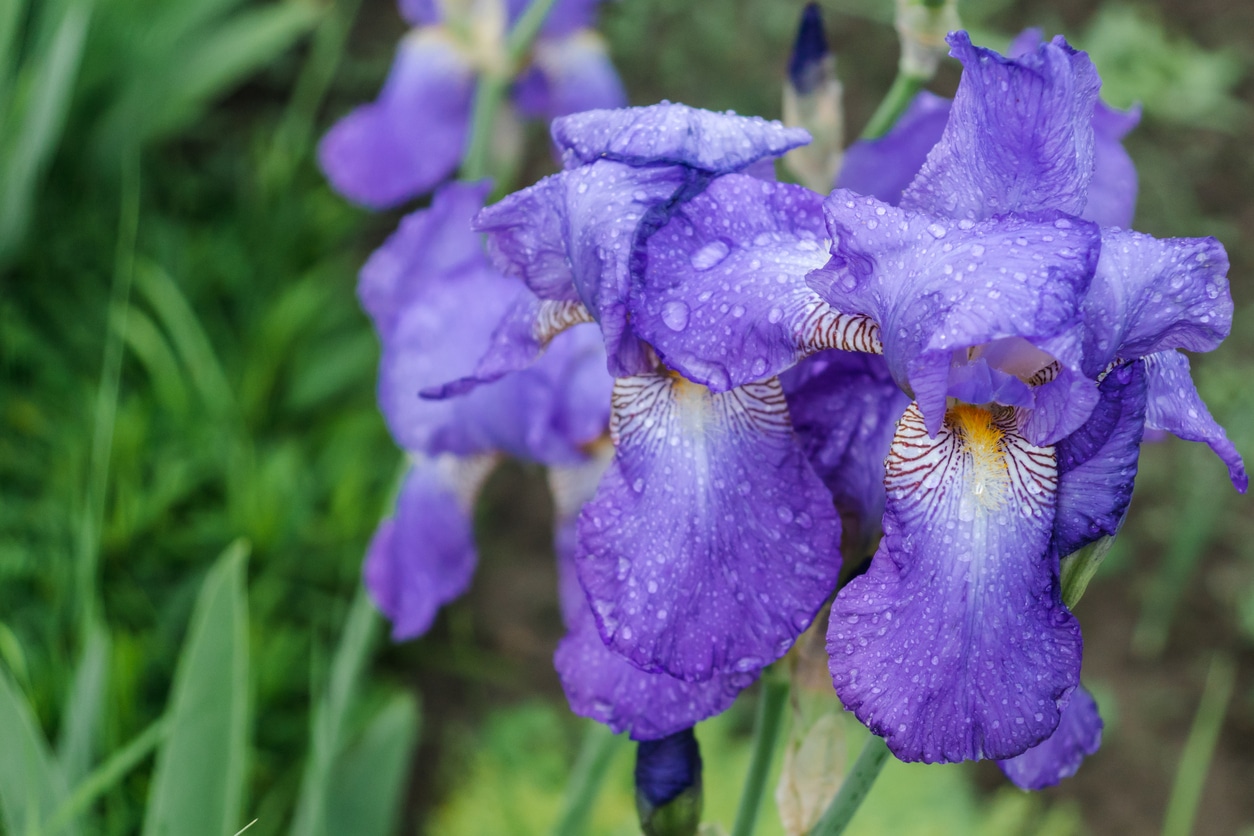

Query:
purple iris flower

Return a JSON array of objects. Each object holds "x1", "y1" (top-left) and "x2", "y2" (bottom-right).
[
  {"x1": 319, "y1": 0, "x2": 626, "y2": 209},
  {"x1": 446, "y1": 103, "x2": 844, "y2": 695},
  {"x1": 807, "y1": 32, "x2": 1245, "y2": 775},
  {"x1": 361, "y1": 181, "x2": 612, "y2": 639}
]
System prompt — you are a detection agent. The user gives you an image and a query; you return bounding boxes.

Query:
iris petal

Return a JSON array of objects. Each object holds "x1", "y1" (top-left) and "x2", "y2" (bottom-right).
[
  {"x1": 365, "y1": 456, "x2": 492, "y2": 640},
  {"x1": 997, "y1": 685, "x2": 1103, "y2": 789},
  {"x1": 577, "y1": 372, "x2": 842, "y2": 681},
  {"x1": 901, "y1": 32, "x2": 1100, "y2": 221},
  {"x1": 1143, "y1": 351, "x2": 1247, "y2": 491},
  {"x1": 836, "y1": 91, "x2": 951, "y2": 206},
  {"x1": 318, "y1": 31, "x2": 474, "y2": 208},
  {"x1": 633, "y1": 174, "x2": 880, "y2": 392},
  {"x1": 828, "y1": 403, "x2": 1082, "y2": 763}
]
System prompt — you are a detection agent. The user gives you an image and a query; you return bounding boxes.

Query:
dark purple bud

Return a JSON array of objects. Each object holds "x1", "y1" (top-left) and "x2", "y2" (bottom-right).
[
  {"x1": 788, "y1": 3, "x2": 830, "y2": 95},
  {"x1": 635, "y1": 728, "x2": 703, "y2": 836}
]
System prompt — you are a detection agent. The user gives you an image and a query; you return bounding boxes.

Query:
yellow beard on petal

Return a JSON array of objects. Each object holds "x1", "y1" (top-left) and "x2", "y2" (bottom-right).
[{"x1": 947, "y1": 403, "x2": 1011, "y2": 512}]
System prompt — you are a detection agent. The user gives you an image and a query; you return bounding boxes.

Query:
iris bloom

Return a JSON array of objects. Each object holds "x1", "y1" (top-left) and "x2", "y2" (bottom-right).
[
  {"x1": 359, "y1": 181, "x2": 611, "y2": 639},
  {"x1": 319, "y1": 0, "x2": 625, "y2": 208}
]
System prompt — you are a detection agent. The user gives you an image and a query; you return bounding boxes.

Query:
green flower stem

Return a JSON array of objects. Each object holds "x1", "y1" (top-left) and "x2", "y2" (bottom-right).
[
  {"x1": 460, "y1": 0, "x2": 559, "y2": 182},
  {"x1": 810, "y1": 733, "x2": 892, "y2": 836},
  {"x1": 859, "y1": 72, "x2": 927, "y2": 141},
  {"x1": 730, "y1": 675, "x2": 790, "y2": 836},
  {"x1": 551, "y1": 722, "x2": 625, "y2": 836},
  {"x1": 1162, "y1": 654, "x2": 1236, "y2": 836}
]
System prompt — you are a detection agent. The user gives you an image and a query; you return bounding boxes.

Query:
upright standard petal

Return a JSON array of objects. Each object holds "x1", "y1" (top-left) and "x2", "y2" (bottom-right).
[
  {"x1": 1142, "y1": 351, "x2": 1247, "y2": 491},
  {"x1": 900, "y1": 32, "x2": 1100, "y2": 221},
  {"x1": 1080, "y1": 229, "x2": 1231, "y2": 376},
  {"x1": 365, "y1": 455, "x2": 490, "y2": 640},
  {"x1": 998, "y1": 685, "x2": 1103, "y2": 790},
  {"x1": 828, "y1": 403, "x2": 1083, "y2": 763},
  {"x1": 782, "y1": 352, "x2": 911, "y2": 555},
  {"x1": 836, "y1": 92, "x2": 951, "y2": 205},
  {"x1": 1051, "y1": 362, "x2": 1147, "y2": 559},
  {"x1": 633, "y1": 174, "x2": 880, "y2": 392},
  {"x1": 810, "y1": 191, "x2": 1099, "y2": 434},
  {"x1": 552, "y1": 102, "x2": 811, "y2": 173},
  {"x1": 577, "y1": 373, "x2": 842, "y2": 682},
  {"x1": 319, "y1": 31, "x2": 474, "y2": 208}
]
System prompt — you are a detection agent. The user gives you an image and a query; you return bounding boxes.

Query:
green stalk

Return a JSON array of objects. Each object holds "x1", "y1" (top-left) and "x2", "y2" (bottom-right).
[
  {"x1": 809, "y1": 734, "x2": 891, "y2": 836},
  {"x1": 859, "y1": 73, "x2": 927, "y2": 141},
  {"x1": 551, "y1": 722, "x2": 624, "y2": 836},
  {"x1": 1162, "y1": 654, "x2": 1236, "y2": 836},
  {"x1": 730, "y1": 676, "x2": 790, "y2": 836},
  {"x1": 460, "y1": 0, "x2": 559, "y2": 182}
]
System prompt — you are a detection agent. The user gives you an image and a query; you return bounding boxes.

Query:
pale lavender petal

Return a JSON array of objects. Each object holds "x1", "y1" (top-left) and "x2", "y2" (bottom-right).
[
  {"x1": 1143, "y1": 351, "x2": 1247, "y2": 491},
  {"x1": 1081, "y1": 229, "x2": 1231, "y2": 376},
  {"x1": 901, "y1": 32, "x2": 1100, "y2": 221},
  {"x1": 810, "y1": 191, "x2": 1099, "y2": 433},
  {"x1": 1018, "y1": 362, "x2": 1100, "y2": 447},
  {"x1": 398, "y1": 0, "x2": 437, "y2": 26},
  {"x1": 836, "y1": 92, "x2": 951, "y2": 205},
  {"x1": 998, "y1": 686, "x2": 1102, "y2": 789},
  {"x1": 475, "y1": 174, "x2": 584, "y2": 303},
  {"x1": 555, "y1": 523, "x2": 753, "y2": 740},
  {"x1": 319, "y1": 32, "x2": 474, "y2": 208},
  {"x1": 781, "y1": 352, "x2": 910, "y2": 553},
  {"x1": 365, "y1": 458, "x2": 477, "y2": 640},
  {"x1": 577, "y1": 373, "x2": 842, "y2": 681},
  {"x1": 1085, "y1": 102, "x2": 1140, "y2": 228},
  {"x1": 633, "y1": 174, "x2": 882, "y2": 391},
  {"x1": 514, "y1": 32, "x2": 627, "y2": 120},
  {"x1": 1051, "y1": 362, "x2": 1147, "y2": 559},
  {"x1": 359, "y1": 181, "x2": 492, "y2": 343},
  {"x1": 829, "y1": 403, "x2": 1082, "y2": 763},
  {"x1": 552, "y1": 102, "x2": 811, "y2": 172}
]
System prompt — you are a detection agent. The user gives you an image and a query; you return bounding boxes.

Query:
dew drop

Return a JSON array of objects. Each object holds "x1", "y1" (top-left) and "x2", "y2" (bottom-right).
[
  {"x1": 662, "y1": 300, "x2": 690, "y2": 331},
  {"x1": 690, "y1": 240, "x2": 731, "y2": 270}
]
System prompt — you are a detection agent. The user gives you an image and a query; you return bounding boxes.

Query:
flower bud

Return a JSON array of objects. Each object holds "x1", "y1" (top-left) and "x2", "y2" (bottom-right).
[
  {"x1": 635, "y1": 729, "x2": 704, "y2": 836},
  {"x1": 782, "y1": 3, "x2": 845, "y2": 192},
  {"x1": 894, "y1": 0, "x2": 960, "y2": 78}
]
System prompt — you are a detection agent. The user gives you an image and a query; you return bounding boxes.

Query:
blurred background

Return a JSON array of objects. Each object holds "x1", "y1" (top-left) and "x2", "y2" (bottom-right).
[{"x1": 1, "y1": 0, "x2": 1252, "y2": 833}]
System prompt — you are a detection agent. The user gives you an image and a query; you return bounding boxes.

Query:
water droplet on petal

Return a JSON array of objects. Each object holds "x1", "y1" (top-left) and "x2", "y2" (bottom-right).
[{"x1": 662, "y1": 300, "x2": 690, "y2": 331}]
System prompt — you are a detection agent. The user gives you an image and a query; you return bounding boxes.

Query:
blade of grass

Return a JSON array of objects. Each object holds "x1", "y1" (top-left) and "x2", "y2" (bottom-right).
[
  {"x1": 323, "y1": 693, "x2": 420, "y2": 836},
  {"x1": 56, "y1": 623, "x2": 110, "y2": 788},
  {"x1": 75, "y1": 152, "x2": 139, "y2": 637},
  {"x1": 46, "y1": 716, "x2": 169, "y2": 836},
  {"x1": 1161, "y1": 654, "x2": 1236, "y2": 836},
  {"x1": 0, "y1": 660, "x2": 79, "y2": 836},
  {"x1": 0, "y1": 0, "x2": 92, "y2": 265},
  {"x1": 141, "y1": 540, "x2": 251, "y2": 836},
  {"x1": 289, "y1": 586, "x2": 380, "y2": 836}
]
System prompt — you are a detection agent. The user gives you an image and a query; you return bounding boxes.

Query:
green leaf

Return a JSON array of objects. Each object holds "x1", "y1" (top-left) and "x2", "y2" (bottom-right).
[
  {"x1": 323, "y1": 693, "x2": 420, "y2": 836},
  {"x1": 0, "y1": 0, "x2": 93, "y2": 266},
  {"x1": 0, "y1": 657, "x2": 79, "y2": 836},
  {"x1": 56, "y1": 624, "x2": 111, "y2": 788},
  {"x1": 289, "y1": 587, "x2": 380, "y2": 836},
  {"x1": 142, "y1": 540, "x2": 251, "y2": 836}
]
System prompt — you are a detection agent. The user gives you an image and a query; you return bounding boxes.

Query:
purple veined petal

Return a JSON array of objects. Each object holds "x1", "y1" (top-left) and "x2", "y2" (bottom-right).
[
  {"x1": 552, "y1": 101, "x2": 811, "y2": 173},
  {"x1": 781, "y1": 352, "x2": 911, "y2": 555},
  {"x1": 318, "y1": 30, "x2": 475, "y2": 209},
  {"x1": 359, "y1": 181, "x2": 493, "y2": 343},
  {"x1": 1084, "y1": 101, "x2": 1140, "y2": 228},
  {"x1": 1051, "y1": 362, "x2": 1147, "y2": 559},
  {"x1": 810, "y1": 191, "x2": 1100, "y2": 434},
  {"x1": 577, "y1": 372, "x2": 842, "y2": 682},
  {"x1": 1018, "y1": 361, "x2": 1101, "y2": 447},
  {"x1": 828, "y1": 403, "x2": 1083, "y2": 763},
  {"x1": 901, "y1": 32, "x2": 1100, "y2": 222},
  {"x1": 633, "y1": 174, "x2": 881, "y2": 392},
  {"x1": 475, "y1": 174, "x2": 584, "y2": 303},
  {"x1": 365, "y1": 454, "x2": 494, "y2": 640},
  {"x1": 998, "y1": 685, "x2": 1103, "y2": 789},
  {"x1": 1143, "y1": 350, "x2": 1247, "y2": 491},
  {"x1": 1081, "y1": 229, "x2": 1231, "y2": 377},
  {"x1": 554, "y1": 511, "x2": 754, "y2": 740},
  {"x1": 513, "y1": 32, "x2": 627, "y2": 121},
  {"x1": 836, "y1": 92, "x2": 952, "y2": 205}
]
